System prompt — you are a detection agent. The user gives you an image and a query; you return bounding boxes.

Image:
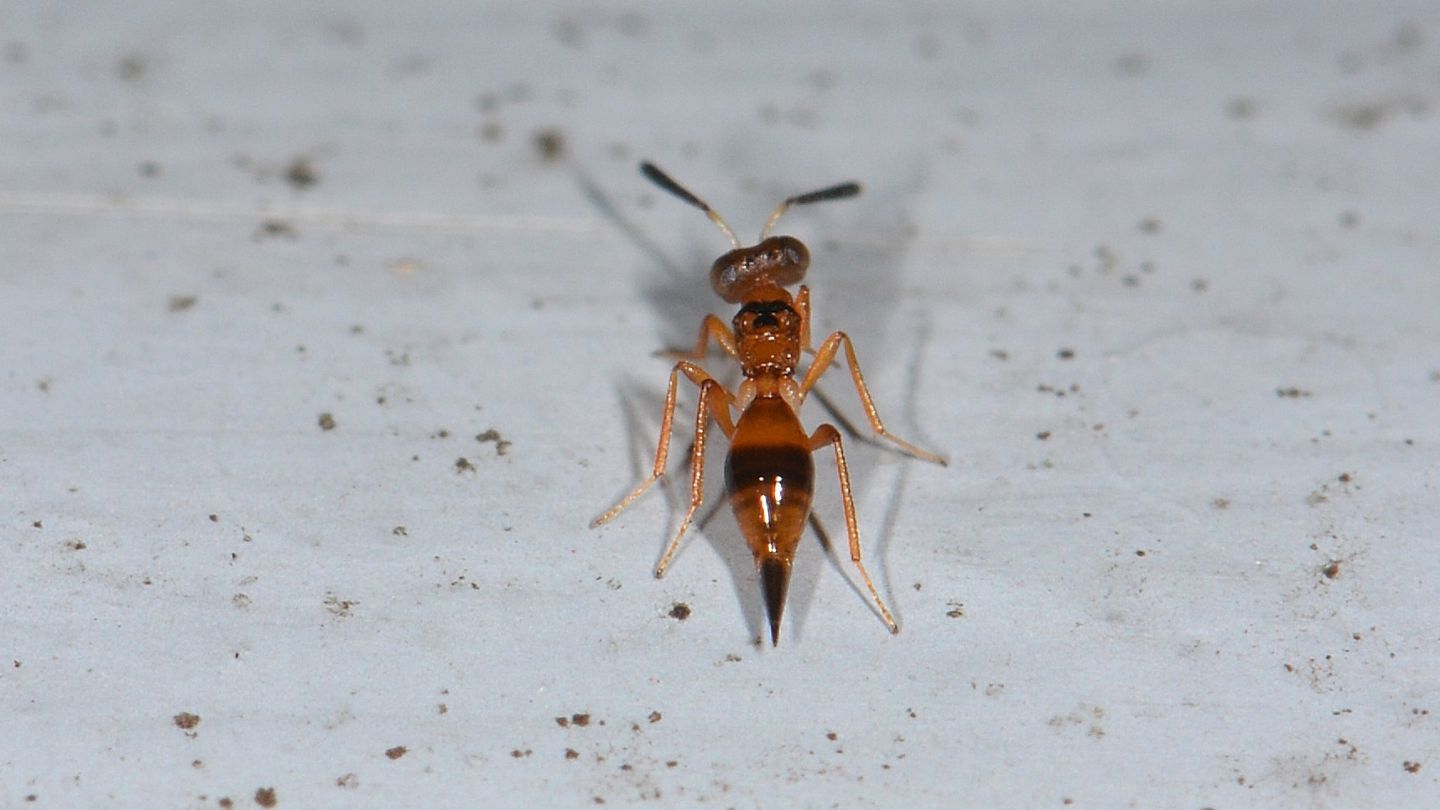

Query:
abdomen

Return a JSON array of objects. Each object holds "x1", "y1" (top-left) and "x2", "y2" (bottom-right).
[{"x1": 725, "y1": 396, "x2": 814, "y2": 561}]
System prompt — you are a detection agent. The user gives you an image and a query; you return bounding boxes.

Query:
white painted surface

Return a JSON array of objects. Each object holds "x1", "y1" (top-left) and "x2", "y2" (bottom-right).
[{"x1": 3, "y1": 2, "x2": 1437, "y2": 807}]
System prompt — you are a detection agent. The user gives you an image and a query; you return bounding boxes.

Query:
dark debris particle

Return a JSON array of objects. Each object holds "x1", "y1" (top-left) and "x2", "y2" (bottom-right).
[
  {"x1": 285, "y1": 157, "x2": 319, "y2": 190},
  {"x1": 1404, "y1": 760, "x2": 1422, "y2": 773},
  {"x1": 510, "y1": 748, "x2": 533, "y2": 758},
  {"x1": 571, "y1": 713, "x2": 591, "y2": 727},
  {"x1": 533, "y1": 129, "x2": 567, "y2": 162},
  {"x1": 565, "y1": 748, "x2": 579, "y2": 760},
  {"x1": 648, "y1": 711, "x2": 662, "y2": 724},
  {"x1": 1056, "y1": 348, "x2": 1075, "y2": 360},
  {"x1": 173, "y1": 712, "x2": 201, "y2": 730},
  {"x1": 385, "y1": 745, "x2": 407, "y2": 760},
  {"x1": 455, "y1": 457, "x2": 476, "y2": 473},
  {"x1": 668, "y1": 603, "x2": 691, "y2": 621},
  {"x1": 1138, "y1": 217, "x2": 1162, "y2": 234},
  {"x1": 1322, "y1": 561, "x2": 1341, "y2": 579},
  {"x1": 254, "y1": 787, "x2": 277, "y2": 808},
  {"x1": 336, "y1": 773, "x2": 359, "y2": 789},
  {"x1": 392, "y1": 526, "x2": 408, "y2": 537},
  {"x1": 555, "y1": 716, "x2": 570, "y2": 728},
  {"x1": 1036, "y1": 431, "x2": 1051, "y2": 441},
  {"x1": 209, "y1": 513, "x2": 218, "y2": 522},
  {"x1": 218, "y1": 800, "x2": 232, "y2": 809},
  {"x1": 255, "y1": 219, "x2": 298, "y2": 239},
  {"x1": 476, "y1": 429, "x2": 512, "y2": 456},
  {"x1": 1276, "y1": 387, "x2": 1312, "y2": 399},
  {"x1": 1338, "y1": 472, "x2": 1352, "y2": 483},
  {"x1": 945, "y1": 602, "x2": 964, "y2": 618},
  {"x1": 1135, "y1": 550, "x2": 1147, "y2": 557},
  {"x1": 168, "y1": 294, "x2": 198, "y2": 312},
  {"x1": 318, "y1": 412, "x2": 337, "y2": 431}
]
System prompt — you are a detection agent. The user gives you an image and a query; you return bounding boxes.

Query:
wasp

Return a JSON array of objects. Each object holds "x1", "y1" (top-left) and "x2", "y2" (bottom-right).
[{"x1": 592, "y1": 162, "x2": 946, "y2": 644}]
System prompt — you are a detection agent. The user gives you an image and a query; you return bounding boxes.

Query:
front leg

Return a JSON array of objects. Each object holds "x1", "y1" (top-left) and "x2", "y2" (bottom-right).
[{"x1": 657, "y1": 314, "x2": 738, "y2": 361}]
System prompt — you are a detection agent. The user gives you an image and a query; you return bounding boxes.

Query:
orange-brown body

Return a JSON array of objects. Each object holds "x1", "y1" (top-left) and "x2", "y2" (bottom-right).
[
  {"x1": 592, "y1": 162, "x2": 946, "y2": 645},
  {"x1": 726, "y1": 393, "x2": 813, "y2": 632}
]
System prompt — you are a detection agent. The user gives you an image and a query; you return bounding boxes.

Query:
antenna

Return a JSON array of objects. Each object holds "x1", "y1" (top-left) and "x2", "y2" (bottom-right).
[
  {"x1": 759, "y1": 180, "x2": 861, "y2": 240},
  {"x1": 639, "y1": 162, "x2": 741, "y2": 248}
]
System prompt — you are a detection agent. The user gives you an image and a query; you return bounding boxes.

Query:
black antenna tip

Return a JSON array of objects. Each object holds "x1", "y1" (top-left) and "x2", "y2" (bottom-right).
[
  {"x1": 759, "y1": 557, "x2": 792, "y2": 647},
  {"x1": 638, "y1": 160, "x2": 711, "y2": 213}
]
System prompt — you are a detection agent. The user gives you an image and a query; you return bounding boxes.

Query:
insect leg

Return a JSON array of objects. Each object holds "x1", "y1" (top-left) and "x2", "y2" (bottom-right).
[
  {"x1": 658, "y1": 314, "x2": 738, "y2": 361},
  {"x1": 810, "y1": 424, "x2": 898, "y2": 633},
  {"x1": 591, "y1": 361, "x2": 718, "y2": 529},
  {"x1": 654, "y1": 377, "x2": 736, "y2": 578},
  {"x1": 799, "y1": 331, "x2": 948, "y2": 465},
  {"x1": 795, "y1": 285, "x2": 813, "y2": 352}
]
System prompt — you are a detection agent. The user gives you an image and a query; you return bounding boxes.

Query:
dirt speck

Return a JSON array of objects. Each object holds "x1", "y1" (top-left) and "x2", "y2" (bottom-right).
[
  {"x1": 1276, "y1": 387, "x2": 1312, "y2": 399},
  {"x1": 173, "y1": 712, "x2": 201, "y2": 730},
  {"x1": 255, "y1": 219, "x2": 298, "y2": 240},
  {"x1": 116, "y1": 53, "x2": 148, "y2": 82},
  {"x1": 1036, "y1": 431, "x2": 1051, "y2": 441},
  {"x1": 1404, "y1": 760, "x2": 1422, "y2": 773},
  {"x1": 317, "y1": 412, "x2": 336, "y2": 431},
  {"x1": 476, "y1": 429, "x2": 511, "y2": 456},
  {"x1": 533, "y1": 129, "x2": 566, "y2": 162},
  {"x1": 385, "y1": 745, "x2": 407, "y2": 760},
  {"x1": 254, "y1": 787, "x2": 277, "y2": 808},
  {"x1": 63, "y1": 539, "x2": 86, "y2": 551},
  {"x1": 946, "y1": 602, "x2": 965, "y2": 618},
  {"x1": 1056, "y1": 348, "x2": 1075, "y2": 360},
  {"x1": 668, "y1": 603, "x2": 691, "y2": 621},
  {"x1": 285, "y1": 157, "x2": 319, "y2": 190},
  {"x1": 336, "y1": 773, "x2": 359, "y2": 789},
  {"x1": 565, "y1": 748, "x2": 580, "y2": 759},
  {"x1": 455, "y1": 457, "x2": 476, "y2": 473},
  {"x1": 324, "y1": 593, "x2": 358, "y2": 617},
  {"x1": 392, "y1": 526, "x2": 408, "y2": 537},
  {"x1": 648, "y1": 711, "x2": 662, "y2": 724},
  {"x1": 168, "y1": 294, "x2": 198, "y2": 312},
  {"x1": 510, "y1": 748, "x2": 533, "y2": 758},
  {"x1": 1322, "y1": 561, "x2": 1341, "y2": 579},
  {"x1": 572, "y1": 713, "x2": 592, "y2": 727},
  {"x1": 218, "y1": 799, "x2": 232, "y2": 809}
]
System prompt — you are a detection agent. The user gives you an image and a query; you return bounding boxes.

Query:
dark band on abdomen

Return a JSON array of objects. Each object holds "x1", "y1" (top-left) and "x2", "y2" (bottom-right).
[{"x1": 725, "y1": 443, "x2": 814, "y2": 498}]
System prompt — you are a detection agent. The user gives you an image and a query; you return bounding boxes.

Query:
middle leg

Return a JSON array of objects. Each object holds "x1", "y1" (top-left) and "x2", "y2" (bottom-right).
[{"x1": 800, "y1": 330, "x2": 947, "y2": 466}]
